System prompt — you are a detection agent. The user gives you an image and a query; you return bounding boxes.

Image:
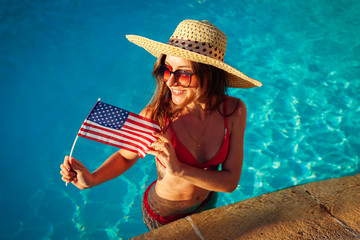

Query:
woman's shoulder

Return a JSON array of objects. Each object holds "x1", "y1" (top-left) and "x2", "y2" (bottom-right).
[
  {"x1": 139, "y1": 107, "x2": 153, "y2": 118},
  {"x1": 223, "y1": 95, "x2": 246, "y2": 117},
  {"x1": 223, "y1": 96, "x2": 247, "y2": 134}
]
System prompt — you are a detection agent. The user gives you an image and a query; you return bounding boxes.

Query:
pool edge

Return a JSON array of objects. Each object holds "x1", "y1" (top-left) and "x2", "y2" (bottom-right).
[{"x1": 131, "y1": 173, "x2": 360, "y2": 239}]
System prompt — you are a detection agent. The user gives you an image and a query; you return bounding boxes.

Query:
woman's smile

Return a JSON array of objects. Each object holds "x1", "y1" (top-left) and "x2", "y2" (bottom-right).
[
  {"x1": 171, "y1": 88, "x2": 186, "y2": 95},
  {"x1": 170, "y1": 88, "x2": 189, "y2": 105}
]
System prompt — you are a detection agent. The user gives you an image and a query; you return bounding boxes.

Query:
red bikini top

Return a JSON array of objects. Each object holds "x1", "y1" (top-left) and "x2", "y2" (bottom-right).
[{"x1": 161, "y1": 99, "x2": 230, "y2": 168}]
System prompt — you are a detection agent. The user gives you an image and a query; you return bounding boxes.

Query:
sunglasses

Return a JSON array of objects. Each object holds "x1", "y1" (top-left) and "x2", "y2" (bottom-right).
[{"x1": 158, "y1": 65, "x2": 195, "y2": 88}]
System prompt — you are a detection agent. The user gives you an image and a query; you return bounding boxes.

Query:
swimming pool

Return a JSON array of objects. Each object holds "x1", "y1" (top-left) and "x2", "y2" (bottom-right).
[{"x1": 1, "y1": 0, "x2": 359, "y2": 239}]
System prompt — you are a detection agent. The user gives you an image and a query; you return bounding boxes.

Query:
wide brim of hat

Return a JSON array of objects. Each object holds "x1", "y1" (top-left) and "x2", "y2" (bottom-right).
[{"x1": 126, "y1": 35, "x2": 262, "y2": 88}]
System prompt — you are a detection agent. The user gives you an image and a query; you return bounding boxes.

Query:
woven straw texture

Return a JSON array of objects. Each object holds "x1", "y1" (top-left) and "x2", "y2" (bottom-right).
[{"x1": 126, "y1": 20, "x2": 262, "y2": 88}]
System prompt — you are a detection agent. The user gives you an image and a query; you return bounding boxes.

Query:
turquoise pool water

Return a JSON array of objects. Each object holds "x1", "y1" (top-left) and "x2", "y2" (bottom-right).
[{"x1": 1, "y1": 0, "x2": 359, "y2": 239}]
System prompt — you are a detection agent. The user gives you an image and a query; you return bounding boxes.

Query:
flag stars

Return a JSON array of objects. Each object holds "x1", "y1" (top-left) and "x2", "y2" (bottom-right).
[{"x1": 90, "y1": 102, "x2": 131, "y2": 129}]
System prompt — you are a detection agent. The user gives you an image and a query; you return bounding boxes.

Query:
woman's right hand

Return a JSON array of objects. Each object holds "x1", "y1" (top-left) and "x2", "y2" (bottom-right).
[{"x1": 60, "y1": 156, "x2": 94, "y2": 189}]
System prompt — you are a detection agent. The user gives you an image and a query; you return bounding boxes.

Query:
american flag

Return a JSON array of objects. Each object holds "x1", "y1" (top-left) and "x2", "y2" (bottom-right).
[{"x1": 77, "y1": 100, "x2": 160, "y2": 158}]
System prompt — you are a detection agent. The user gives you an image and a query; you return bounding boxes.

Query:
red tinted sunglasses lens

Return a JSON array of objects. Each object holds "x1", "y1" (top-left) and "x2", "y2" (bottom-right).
[
  {"x1": 163, "y1": 68, "x2": 171, "y2": 80},
  {"x1": 160, "y1": 65, "x2": 192, "y2": 87},
  {"x1": 174, "y1": 72, "x2": 191, "y2": 86}
]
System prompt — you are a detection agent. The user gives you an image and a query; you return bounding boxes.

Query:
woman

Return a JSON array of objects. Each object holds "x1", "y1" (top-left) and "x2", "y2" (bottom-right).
[{"x1": 60, "y1": 20, "x2": 262, "y2": 230}]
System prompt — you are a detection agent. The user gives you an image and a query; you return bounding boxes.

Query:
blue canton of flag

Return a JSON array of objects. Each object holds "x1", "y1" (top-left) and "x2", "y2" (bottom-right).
[
  {"x1": 78, "y1": 100, "x2": 160, "y2": 158},
  {"x1": 88, "y1": 102, "x2": 130, "y2": 130}
]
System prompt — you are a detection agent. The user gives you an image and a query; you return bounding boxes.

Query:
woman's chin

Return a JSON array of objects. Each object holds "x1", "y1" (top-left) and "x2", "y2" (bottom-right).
[
  {"x1": 171, "y1": 98, "x2": 184, "y2": 105},
  {"x1": 171, "y1": 95, "x2": 186, "y2": 105}
]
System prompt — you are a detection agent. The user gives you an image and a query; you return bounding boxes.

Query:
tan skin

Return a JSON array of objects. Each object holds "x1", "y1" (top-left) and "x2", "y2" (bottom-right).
[{"x1": 60, "y1": 55, "x2": 246, "y2": 210}]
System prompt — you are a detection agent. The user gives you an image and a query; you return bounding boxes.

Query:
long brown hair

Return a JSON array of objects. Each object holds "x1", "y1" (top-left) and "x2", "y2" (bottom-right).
[{"x1": 146, "y1": 54, "x2": 228, "y2": 129}]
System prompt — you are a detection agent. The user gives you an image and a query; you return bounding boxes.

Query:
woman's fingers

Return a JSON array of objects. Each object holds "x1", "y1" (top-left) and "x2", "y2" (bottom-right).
[
  {"x1": 147, "y1": 148, "x2": 168, "y2": 158},
  {"x1": 62, "y1": 176, "x2": 71, "y2": 183},
  {"x1": 63, "y1": 155, "x2": 72, "y2": 171},
  {"x1": 152, "y1": 132, "x2": 170, "y2": 143},
  {"x1": 150, "y1": 141, "x2": 170, "y2": 153},
  {"x1": 60, "y1": 163, "x2": 76, "y2": 181},
  {"x1": 61, "y1": 168, "x2": 72, "y2": 182},
  {"x1": 62, "y1": 175, "x2": 77, "y2": 183},
  {"x1": 150, "y1": 141, "x2": 162, "y2": 150},
  {"x1": 60, "y1": 164, "x2": 69, "y2": 176}
]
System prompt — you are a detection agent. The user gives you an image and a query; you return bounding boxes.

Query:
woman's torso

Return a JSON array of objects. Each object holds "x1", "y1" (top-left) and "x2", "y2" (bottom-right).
[{"x1": 155, "y1": 97, "x2": 235, "y2": 207}]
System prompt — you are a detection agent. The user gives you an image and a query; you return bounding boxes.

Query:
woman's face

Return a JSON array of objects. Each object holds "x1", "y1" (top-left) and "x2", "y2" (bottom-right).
[{"x1": 163, "y1": 55, "x2": 200, "y2": 106}]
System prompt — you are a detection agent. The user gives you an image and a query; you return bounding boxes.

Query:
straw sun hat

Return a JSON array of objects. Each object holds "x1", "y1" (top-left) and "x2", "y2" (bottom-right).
[{"x1": 126, "y1": 19, "x2": 262, "y2": 88}]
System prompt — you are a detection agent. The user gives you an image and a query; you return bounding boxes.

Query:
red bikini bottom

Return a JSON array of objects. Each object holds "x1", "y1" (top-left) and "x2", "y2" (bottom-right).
[{"x1": 142, "y1": 180, "x2": 215, "y2": 228}]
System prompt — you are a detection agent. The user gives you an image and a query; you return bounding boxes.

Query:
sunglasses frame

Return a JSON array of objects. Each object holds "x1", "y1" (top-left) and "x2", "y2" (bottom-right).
[{"x1": 158, "y1": 65, "x2": 195, "y2": 88}]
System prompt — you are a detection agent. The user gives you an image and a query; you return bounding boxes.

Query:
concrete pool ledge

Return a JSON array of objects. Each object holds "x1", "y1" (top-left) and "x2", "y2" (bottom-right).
[{"x1": 132, "y1": 173, "x2": 360, "y2": 239}]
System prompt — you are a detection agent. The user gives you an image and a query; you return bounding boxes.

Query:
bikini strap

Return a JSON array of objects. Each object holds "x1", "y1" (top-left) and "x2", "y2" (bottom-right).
[
  {"x1": 166, "y1": 116, "x2": 175, "y2": 135},
  {"x1": 223, "y1": 96, "x2": 228, "y2": 131}
]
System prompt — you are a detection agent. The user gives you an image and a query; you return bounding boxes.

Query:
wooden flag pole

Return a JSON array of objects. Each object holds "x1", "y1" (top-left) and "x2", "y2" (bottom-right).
[
  {"x1": 66, "y1": 135, "x2": 78, "y2": 187},
  {"x1": 66, "y1": 98, "x2": 101, "y2": 186},
  {"x1": 68, "y1": 135, "x2": 79, "y2": 164}
]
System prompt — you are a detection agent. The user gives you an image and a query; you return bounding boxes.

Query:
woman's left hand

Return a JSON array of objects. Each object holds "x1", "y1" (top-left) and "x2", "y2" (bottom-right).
[{"x1": 147, "y1": 131, "x2": 183, "y2": 176}]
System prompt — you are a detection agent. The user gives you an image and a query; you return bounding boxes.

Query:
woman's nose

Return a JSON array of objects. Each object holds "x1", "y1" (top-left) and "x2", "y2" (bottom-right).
[{"x1": 166, "y1": 73, "x2": 179, "y2": 87}]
